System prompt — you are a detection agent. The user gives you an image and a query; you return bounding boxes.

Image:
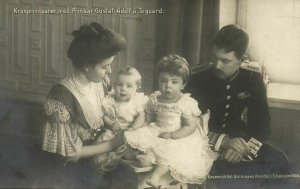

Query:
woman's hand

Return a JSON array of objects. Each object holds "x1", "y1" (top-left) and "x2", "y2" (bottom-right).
[
  {"x1": 111, "y1": 133, "x2": 124, "y2": 149},
  {"x1": 159, "y1": 132, "x2": 172, "y2": 139}
]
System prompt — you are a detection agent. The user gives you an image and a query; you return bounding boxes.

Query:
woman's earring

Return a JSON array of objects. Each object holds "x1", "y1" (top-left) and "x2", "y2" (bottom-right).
[{"x1": 85, "y1": 68, "x2": 89, "y2": 73}]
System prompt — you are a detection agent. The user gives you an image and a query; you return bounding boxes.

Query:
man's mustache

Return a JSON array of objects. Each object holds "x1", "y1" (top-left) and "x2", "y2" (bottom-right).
[{"x1": 213, "y1": 68, "x2": 223, "y2": 74}]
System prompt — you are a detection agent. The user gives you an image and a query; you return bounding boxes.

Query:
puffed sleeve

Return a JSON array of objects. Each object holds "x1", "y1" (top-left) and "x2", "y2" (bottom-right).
[
  {"x1": 42, "y1": 99, "x2": 83, "y2": 157},
  {"x1": 131, "y1": 92, "x2": 149, "y2": 112},
  {"x1": 144, "y1": 92, "x2": 158, "y2": 114},
  {"x1": 180, "y1": 95, "x2": 202, "y2": 118}
]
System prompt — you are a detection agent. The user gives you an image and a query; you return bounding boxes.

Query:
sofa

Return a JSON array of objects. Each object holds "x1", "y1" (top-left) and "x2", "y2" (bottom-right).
[
  {"x1": 0, "y1": 97, "x2": 55, "y2": 188},
  {"x1": 0, "y1": 97, "x2": 125, "y2": 188}
]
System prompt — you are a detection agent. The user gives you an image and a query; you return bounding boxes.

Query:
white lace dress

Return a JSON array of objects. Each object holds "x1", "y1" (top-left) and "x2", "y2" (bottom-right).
[
  {"x1": 124, "y1": 92, "x2": 218, "y2": 184},
  {"x1": 98, "y1": 92, "x2": 148, "y2": 141}
]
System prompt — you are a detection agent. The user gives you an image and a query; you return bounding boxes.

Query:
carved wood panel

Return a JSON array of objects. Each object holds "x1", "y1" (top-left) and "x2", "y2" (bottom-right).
[{"x1": 0, "y1": 0, "x2": 157, "y2": 102}]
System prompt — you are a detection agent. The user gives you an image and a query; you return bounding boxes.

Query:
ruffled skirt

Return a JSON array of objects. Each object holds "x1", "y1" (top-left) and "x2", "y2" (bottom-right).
[{"x1": 124, "y1": 124, "x2": 219, "y2": 184}]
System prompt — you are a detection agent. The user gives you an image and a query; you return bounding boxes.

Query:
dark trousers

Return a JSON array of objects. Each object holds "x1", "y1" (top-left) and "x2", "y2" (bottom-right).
[{"x1": 208, "y1": 143, "x2": 292, "y2": 189}]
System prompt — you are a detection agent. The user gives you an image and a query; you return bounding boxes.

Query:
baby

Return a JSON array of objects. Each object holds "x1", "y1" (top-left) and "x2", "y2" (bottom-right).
[{"x1": 93, "y1": 66, "x2": 148, "y2": 171}]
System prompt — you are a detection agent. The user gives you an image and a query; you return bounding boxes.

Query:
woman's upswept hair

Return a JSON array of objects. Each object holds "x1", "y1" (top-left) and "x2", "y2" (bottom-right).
[
  {"x1": 68, "y1": 22, "x2": 127, "y2": 69},
  {"x1": 157, "y1": 54, "x2": 190, "y2": 84},
  {"x1": 213, "y1": 24, "x2": 249, "y2": 59},
  {"x1": 117, "y1": 66, "x2": 142, "y2": 89}
]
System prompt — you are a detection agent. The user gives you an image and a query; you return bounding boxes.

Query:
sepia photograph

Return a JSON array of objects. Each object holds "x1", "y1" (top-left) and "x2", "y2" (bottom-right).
[{"x1": 0, "y1": 0, "x2": 300, "y2": 188}]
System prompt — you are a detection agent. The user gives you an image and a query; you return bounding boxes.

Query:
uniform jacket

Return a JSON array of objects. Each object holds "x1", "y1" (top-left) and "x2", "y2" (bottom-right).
[{"x1": 186, "y1": 67, "x2": 271, "y2": 146}]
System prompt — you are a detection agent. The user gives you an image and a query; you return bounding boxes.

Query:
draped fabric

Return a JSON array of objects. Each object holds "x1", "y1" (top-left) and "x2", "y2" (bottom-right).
[{"x1": 155, "y1": 0, "x2": 220, "y2": 76}]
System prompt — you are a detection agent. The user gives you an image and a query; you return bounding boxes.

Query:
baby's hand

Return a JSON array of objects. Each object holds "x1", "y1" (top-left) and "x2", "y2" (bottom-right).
[
  {"x1": 158, "y1": 132, "x2": 171, "y2": 139},
  {"x1": 111, "y1": 122, "x2": 121, "y2": 134},
  {"x1": 126, "y1": 127, "x2": 135, "y2": 131}
]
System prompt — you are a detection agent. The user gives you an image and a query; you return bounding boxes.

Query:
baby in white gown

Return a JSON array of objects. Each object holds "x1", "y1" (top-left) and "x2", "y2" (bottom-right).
[
  {"x1": 93, "y1": 66, "x2": 148, "y2": 168},
  {"x1": 124, "y1": 54, "x2": 218, "y2": 187}
]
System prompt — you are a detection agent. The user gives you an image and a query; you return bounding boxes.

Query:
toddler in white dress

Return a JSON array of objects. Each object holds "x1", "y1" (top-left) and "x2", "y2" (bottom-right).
[{"x1": 124, "y1": 54, "x2": 218, "y2": 188}]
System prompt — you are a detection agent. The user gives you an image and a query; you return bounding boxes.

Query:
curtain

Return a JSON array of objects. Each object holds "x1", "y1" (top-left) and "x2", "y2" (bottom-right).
[{"x1": 155, "y1": 0, "x2": 220, "y2": 74}]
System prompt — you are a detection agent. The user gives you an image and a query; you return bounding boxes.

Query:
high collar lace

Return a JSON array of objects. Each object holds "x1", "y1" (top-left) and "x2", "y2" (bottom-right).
[{"x1": 72, "y1": 71, "x2": 94, "y2": 95}]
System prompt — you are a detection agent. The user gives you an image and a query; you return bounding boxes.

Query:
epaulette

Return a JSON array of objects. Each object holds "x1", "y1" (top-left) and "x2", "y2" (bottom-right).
[{"x1": 240, "y1": 61, "x2": 261, "y2": 73}]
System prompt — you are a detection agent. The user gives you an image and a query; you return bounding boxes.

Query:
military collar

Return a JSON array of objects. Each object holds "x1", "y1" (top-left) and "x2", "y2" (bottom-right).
[
  {"x1": 214, "y1": 68, "x2": 240, "y2": 83},
  {"x1": 226, "y1": 68, "x2": 240, "y2": 83}
]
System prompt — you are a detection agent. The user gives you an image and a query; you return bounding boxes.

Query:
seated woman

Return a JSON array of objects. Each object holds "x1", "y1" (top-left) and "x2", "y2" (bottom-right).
[{"x1": 41, "y1": 22, "x2": 126, "y2": 188}]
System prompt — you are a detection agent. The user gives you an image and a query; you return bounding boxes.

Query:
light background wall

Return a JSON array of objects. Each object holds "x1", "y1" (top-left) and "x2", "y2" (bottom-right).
[
  {"x1": 0, "y1": 0, "x2": 158, "y2": 102},
  {"x1": 238, "y1": 0, "x2": 300, "y2": 85},
  {"x1": 220, "y1": 0, "x2": 300, "y2": 85}
]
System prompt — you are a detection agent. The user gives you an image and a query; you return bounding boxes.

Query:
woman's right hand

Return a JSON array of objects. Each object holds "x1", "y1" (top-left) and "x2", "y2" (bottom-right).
[{"x1": 111, "y1": 133, "x2": 124, "y2": 149}]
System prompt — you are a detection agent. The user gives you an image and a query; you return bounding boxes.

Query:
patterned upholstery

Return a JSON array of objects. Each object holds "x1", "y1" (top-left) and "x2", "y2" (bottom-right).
[{"x1": 269, "y1": 107, "x2": 300, "y2": 172}]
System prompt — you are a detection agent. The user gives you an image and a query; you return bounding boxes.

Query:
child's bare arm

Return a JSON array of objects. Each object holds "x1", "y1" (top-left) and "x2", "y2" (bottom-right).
[
  {"x1": 104, "y1": 115, "x2": 114, "y2": 127},
  {"x1": 104, "y1": 115, "x2": 121, "y2": 133},
  {"x1": 159, "y1": 116, "x2": 197, "y2": 139},
  {"x1": 129, "y1": 111, "x2": 145, "y2": 130}
]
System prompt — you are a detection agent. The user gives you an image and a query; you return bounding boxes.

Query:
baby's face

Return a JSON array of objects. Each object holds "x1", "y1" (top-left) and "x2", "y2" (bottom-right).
[{"x1": 114, "y1": 74, "x2": 138, "y2": 102}]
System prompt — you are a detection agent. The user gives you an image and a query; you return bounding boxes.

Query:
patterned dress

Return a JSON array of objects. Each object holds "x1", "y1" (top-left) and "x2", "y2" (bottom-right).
[
  {"x1": 124, "y1": 91, "x2": 219, "y2": 184},
  {"x1": 41, "y1": 71, "x2": 110, "y2": 188},
  {"x1": 42, "y1": 71, "x2": 106, "y2": 157}
]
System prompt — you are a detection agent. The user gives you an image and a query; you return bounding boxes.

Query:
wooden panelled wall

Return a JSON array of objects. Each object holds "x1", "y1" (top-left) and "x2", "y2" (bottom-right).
[{"x1": 0, "y1": 0, "x2": 157, "y2": 102}]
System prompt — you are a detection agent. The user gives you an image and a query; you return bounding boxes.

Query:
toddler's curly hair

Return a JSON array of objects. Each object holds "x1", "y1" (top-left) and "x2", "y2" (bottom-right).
[{"x1": 157, "y1": 54, "x2": 190, "y2": 84}]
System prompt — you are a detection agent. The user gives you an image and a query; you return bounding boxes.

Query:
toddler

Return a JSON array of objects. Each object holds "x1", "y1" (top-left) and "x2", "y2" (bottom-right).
[{"x1": 124, "y1": 54, "x2": 218, "y2": 188}]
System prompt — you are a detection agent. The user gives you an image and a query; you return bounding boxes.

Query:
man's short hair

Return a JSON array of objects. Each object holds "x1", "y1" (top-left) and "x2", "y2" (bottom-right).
[{"x1": 213, "y1": 25, "x2": 249, "y2": 59}]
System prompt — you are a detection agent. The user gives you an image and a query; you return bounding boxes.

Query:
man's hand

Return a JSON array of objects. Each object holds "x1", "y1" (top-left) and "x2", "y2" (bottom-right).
[
  {"x1": 220, "y1": 137, "x2": 251, "y2": 157},
  {"x1": 221, "y1": 149, "x2": 243, "y2": 164}
]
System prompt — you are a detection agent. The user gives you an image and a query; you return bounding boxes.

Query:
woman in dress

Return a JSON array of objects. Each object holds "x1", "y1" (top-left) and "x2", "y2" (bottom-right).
[{"x1": 41, "y1": 22, "x2": 126, "y2": 188}]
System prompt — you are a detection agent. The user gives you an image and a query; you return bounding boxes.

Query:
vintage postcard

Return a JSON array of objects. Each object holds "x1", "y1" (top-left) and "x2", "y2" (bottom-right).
[{"x1": 0, "y1": 0, "x2": 299, "y2": 189}]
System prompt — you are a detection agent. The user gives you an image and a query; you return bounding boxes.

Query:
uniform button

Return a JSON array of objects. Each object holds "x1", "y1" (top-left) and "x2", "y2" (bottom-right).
[
  {"x1": 222, "y1": 124, "x2": 226, "y2": 128},
  {"x1": 224, "y1": 112, "x2": 229, "y2": 117},
  {"x1": 226, "y1": 85, "x2": 231, "y2": 89},
  {"x1": 225, "y1": 104, "x2": 230, "y2": 109},
  {"x1": 226, "y1": 95, "x2": 231, "y2": 100}
]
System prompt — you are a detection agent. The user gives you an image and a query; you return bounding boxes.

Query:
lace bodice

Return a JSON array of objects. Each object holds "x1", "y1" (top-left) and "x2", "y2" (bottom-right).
[
  {"x1": 102, "y1": 92, "x2": 148, "y2": 129},
  {"x1": 145, "y1": 91, "x2": 201, "y2": 133}
]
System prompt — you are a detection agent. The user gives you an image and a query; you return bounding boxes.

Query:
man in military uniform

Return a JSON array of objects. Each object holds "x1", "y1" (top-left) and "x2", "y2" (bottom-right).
[{"x1": 186, "y1": 25, "x2": 289, "y2": 176}]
